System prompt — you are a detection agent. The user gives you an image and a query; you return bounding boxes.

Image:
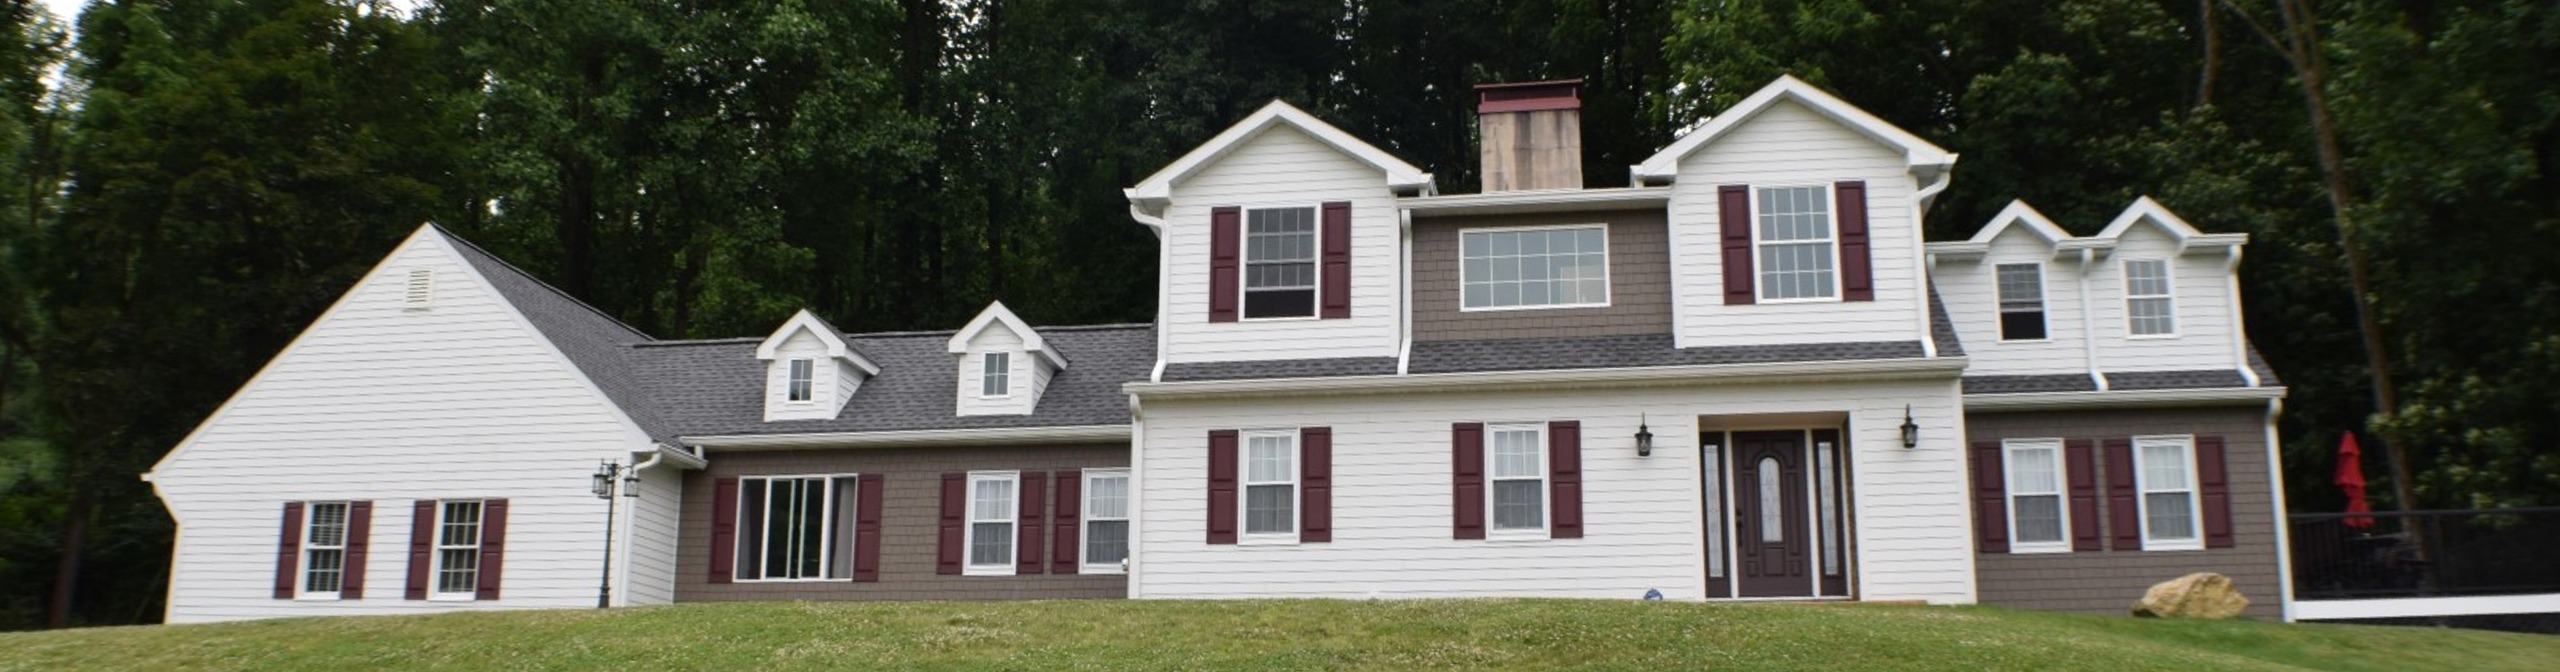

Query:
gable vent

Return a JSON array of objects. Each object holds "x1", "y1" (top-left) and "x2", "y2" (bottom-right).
[{"x1": 403, "y1": 268, "x2": 434, "y2": 309}]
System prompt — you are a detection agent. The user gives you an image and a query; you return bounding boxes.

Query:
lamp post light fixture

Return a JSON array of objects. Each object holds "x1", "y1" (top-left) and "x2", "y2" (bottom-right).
[
  {"x1": 1900, "y1": 405, "x2": 1920, "y2": 449},
  {"x1": 591, "y1": 460, "x2": 638, "y2": 609},
  {"x1": 1634, "y1": 414, "x2": 1655, "y2": 457}
]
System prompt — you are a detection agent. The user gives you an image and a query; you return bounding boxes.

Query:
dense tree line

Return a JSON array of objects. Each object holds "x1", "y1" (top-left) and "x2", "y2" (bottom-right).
[{"x1": 0, "y1": 0, "x2": 2550, "y2": 628}]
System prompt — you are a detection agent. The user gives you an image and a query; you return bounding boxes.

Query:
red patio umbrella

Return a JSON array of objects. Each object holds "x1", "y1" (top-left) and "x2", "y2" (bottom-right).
[{"x1": 2335, "y1": 432, "x2": 2375, "y2": 529}]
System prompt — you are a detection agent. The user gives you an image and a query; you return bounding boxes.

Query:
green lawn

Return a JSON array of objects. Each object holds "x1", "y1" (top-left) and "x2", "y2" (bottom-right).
[{"x1": 1, "y1": 599, "x2": 2553, "y2": 671}]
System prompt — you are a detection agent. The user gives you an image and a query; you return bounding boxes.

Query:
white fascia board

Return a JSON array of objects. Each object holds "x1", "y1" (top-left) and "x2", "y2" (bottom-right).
[
  {"x1": 756, "y1": 309, "x2": 880, "y2": 375},
  {"x1": 2095, "y1": 196, "x2": 2250, "y2": 253},
  {"x1": 946, "y1": 300, "x2": 1068, "y2": 369},
  {"x1": 683, "y1": 424, "x2": 1130, "y2": 450},
  {"x1": 1966, "y1": 200, "x2": 2073, "y2": 245},
  {"x1": 1634, "y1": 74, "x2": 1956, "y2": 181},
  {"x1": 1125, "y1": 357, "x2": 1968, "y2": 400},
  {"x1": 1963, "y1": 386, "x2": 2287, "y2": 411},
  {"x1": 1127, "y1": 99, "x2": 1431, "y2": 204},
  {"x1": 1400, "y1": 187, "x2": 1672, "y2": 216},
  {"x1": 642, "y1": 442, "x2": 708, "y2": 469}
]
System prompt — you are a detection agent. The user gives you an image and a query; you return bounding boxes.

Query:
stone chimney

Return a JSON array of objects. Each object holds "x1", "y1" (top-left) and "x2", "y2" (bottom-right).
[{"x1": 1475, "y1": 79, "x2": 1585, "y2": 192}]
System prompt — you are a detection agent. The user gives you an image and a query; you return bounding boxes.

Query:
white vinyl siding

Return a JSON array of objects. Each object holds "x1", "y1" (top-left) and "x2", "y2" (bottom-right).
[
  {"x1": 2003, "y1": 440, "x2": 2068, "y2": 553},
  {"x1": 2124, "y1": 259, "x2": 2176, "y2": 337},
  {"x1": 300, "y1": 502, "x2": 349, "y2": 598},
  {"x1": 955, "y1": 324, "x2": 1042, "y2": 417},
  {"x1": 1487, "y1": 424, "x2": 1547, "y2": 535},
  {"x1": 2135, "y1": 436, "x2": 2203, "y2": 550},
  {"x1": 1669, "y1": 100, "x2": 1922, "y2": 347},
  {"x1": 1461, "y1": 226, "x2": 1609, "y2": 310},
  {"x1": 980, "y1": 352, "x2": 1010, "y2": 397},
  {"x1": 1084, "y1": 469, "x2": 1132, "y2": 571},
  {"x1": 964, "y1": 472, "x2": 1017, "y2": 574},
  {"x1": 432, "y1": 500, "x2": 484, "y2": 597},
  {"x1": 619, "y1": 461, "x2": 683, "y2": 606},
  {"x1": 1242, "y1": 431, "x2": 1298, "y2": 539},
  {"x1": 1160, "y1": 124, "x2": 1400, "y2": 364},
  {"x1": 1754, "y1": 185, "x2": 1838, "y2": 301},
  {"x1": 151, "y1": 229, "x2": 642, "y2": 623}
]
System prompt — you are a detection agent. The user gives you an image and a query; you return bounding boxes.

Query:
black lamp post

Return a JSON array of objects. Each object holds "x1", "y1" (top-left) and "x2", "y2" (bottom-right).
[
  {"x1": 1634, "y1": 415, "x2": 1655, "y2": 457},
  {"x1": 592, "y1": 460, "x2": 638, "y2": 609},
  {"x1": 1900, "y1": 405, "x2": 1921, "y2": 449}
]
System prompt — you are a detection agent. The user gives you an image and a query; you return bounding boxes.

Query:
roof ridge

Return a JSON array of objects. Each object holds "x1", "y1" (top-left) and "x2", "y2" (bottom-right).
[
  {"x1": 632, "y1": 337, "x2": 764, "y2": 348},
  {"x1": 430, "y1": 223, "x2": 654, "y2": 342}
]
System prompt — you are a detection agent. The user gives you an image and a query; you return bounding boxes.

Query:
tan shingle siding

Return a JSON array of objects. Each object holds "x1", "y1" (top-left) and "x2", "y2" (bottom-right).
[
  {"x1": 1966, "y1": 407, "x2": 2283, "y2": 617},
  {"x1": 1411, "y1": 209, "x2": 1673, "y2": 341},
  {"x1": 674, "y1": 443, "x2": 1128, "y2": 601}
]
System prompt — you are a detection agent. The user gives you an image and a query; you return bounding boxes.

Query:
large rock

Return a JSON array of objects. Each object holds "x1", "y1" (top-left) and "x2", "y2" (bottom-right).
[{"x1": 2131, "y1": 572, "x2": 2250, "y2": 619}]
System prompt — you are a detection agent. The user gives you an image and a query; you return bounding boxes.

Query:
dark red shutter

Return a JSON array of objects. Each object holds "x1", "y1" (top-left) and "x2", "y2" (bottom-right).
[
  {"x1": 709, "y1": 477, "x2": 738, "y2": 583},
  {"x1": 937, "y1": 473, "x2": 965, "y2": 574},
  {"x1": 1301, "y1": 427, "x2": 1333, "y2": 542},
  {"x1": 1453, "y1": 423, "x2": 1486, "y2": 540},
  {"x1": 2198, "y1": 436, "x2": 2235, "y2": 548},
  {"x1": 1970, "y1": 441, "x2": 2009, "y2": 553},
  {"x1": 1209, "y1": 206, "x2": 1242, "y2": 322},
  {"x1": 1207, "y1": 430, "x2": 1239, "y2": 544},
  {"x1": 2105, "y1": 439, "x2": 2142, "y2": 551},
  {"x1": 1835, "y1": 181, "x2": 1873, "y2": 302},
  {"x1": 1549, "y1": 421, "x2": 1584, "y2": 539},
  {"x1": 1052, "y1": 471, "x2": 1081, "y2": 574},
  {"x1": 405, "y1": 500, "x2": 433, "y2": 599},
  {"x1": 2065, "y1": 440, "x2": 2101, "y2": 552},
  {"x1": 274, "y1": 502, "x2": 305, "y2": 599},
  {"x1": 1018, "y1": 471, "x2": 1047, "y2": 574},
  {"x1": 1320, "y1": 201, "x2": 1352, "y2": 319},
  {"x1": 854, "y1": 474, "x2": 884, "y2": 582},
  {"x1": 475, "y1": 498, "x2": 508, "y2": 600},
  {"x1": 1718, "y1": 185, "x2": 1755, "y2": 305},
  {"x1": 343, "y1": 501, "x2": 373, "y2": 599}
]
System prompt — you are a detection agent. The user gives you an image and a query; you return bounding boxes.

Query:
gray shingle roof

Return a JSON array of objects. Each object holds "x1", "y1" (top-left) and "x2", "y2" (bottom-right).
[
  {"x1": 2246, "y1": 345, "x2": 2282, "y2": 386},
  {"x1": 635, "y1": 325, "x2": 1155, "y2": 438},
  {"x1": 1962, "y1": 374, "x2": 2100, "y2": 395},
  {"x1": 1161, "y1": 357, "x2": 1398, "y2": 382},
  {"x1": 1928, "y1": 283, "x2": 1965, "y2": 357},
  {"x1": 440, "y1": 226, "x2": 678, "y2": 441},
  {"x1": 1411, "y1": 334, "x2": 1925, "y2": 374},
  {"x1": 2103, "y1": 369, "x2": 2252, "y2": 391}
]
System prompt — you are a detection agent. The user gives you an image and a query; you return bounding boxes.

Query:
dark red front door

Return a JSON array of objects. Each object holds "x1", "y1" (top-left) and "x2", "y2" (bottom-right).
[{"x1": 1735, "y1": 431, "x2": 1811, "y2": 597}]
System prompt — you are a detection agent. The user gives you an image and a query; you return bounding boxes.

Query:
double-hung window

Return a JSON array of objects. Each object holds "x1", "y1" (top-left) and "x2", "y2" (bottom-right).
[
  {"x1": 786, "y1": 359, "x2": 814, "y2": 402},
  {"x1": 981, "y1": 352, "x2": 1011, "y2": 397},
  {"x1": 1488, "y1": 424, "x2": 1547, "y2": 534},
  {"x1": 301, "y1": 502, "x2": 350, "y2": 597},
  {"x1": 1996, "y1": 263, "x2": 2048, "y2": 341},
  {"x1": 1242, "y1": 207, "x2": 1318, "y2": 319},
  {"x1": 2124, "y1": 259, "x2": 2177, "y2": 336},
  {"x1": 2003, "y1": 440, "x2": 2068, "y2": 552},
  {"x1": 1083, "y1": 469, "x2": 1131, "y2": 570},
  {"x1": 433, "y1": 500, "x2": 485, "y2": 597},
  {"x1": 1242, "y1": 430, "x2": 1297, "y2": 537},
  {"x1": 2135, "y1": 436, "x2": 2203, "y2": 550},
  {"x1": 964, "y1": 472, "x2": 1017, "y2": 574},
  {"x1": 734, "y1": 475, "x2": 860, "y2": 580},
  {"x1": 1755, "y1": 185, "x2": 1838, "y2": 301},
  {"x1": 1460, "y1": 226, "x2": 1609, "y2": 310}
]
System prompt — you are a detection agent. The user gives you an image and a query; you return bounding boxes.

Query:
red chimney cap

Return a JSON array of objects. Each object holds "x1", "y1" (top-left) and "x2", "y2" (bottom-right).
[{"x1": 1475, "y1": 79, "x2": 1583, "y2": 114}]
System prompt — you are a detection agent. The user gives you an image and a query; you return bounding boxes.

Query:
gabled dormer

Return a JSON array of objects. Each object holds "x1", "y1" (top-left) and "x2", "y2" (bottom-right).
[
  {"x1": 948, "y1": 301, "x2": 1067, "y2": 416},
  {"x1": 757, "y1": 310, "x2": 881, "y2": 422}
]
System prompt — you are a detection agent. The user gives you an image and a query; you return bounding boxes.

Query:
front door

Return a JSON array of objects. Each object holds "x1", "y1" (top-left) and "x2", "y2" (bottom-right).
[{"x1": 1734, "y1": 431, "x2": 1812, "y2": 597}]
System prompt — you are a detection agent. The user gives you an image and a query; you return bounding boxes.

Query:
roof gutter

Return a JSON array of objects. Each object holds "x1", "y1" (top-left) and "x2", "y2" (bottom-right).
[
  {"x1": 1963, "y1": 385, "x2": 2286, "y2": 411},
  {"x1": 1128, "y1": 356, "x2": 1967, "y2": 400},
  {"x1": 683, "y1": 424, "x2": 1130, "y2": 450}
]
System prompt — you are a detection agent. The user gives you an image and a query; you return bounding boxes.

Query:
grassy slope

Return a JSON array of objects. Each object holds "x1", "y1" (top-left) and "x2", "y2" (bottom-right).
[{"x1": 2, "y1": 600, "x2": 2554, "y2": 671}]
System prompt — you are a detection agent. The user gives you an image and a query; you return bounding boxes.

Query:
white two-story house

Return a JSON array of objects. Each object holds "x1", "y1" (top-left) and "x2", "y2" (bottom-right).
[{"x1": 144, "y1": 75, "x2": 2289, "y2": 623}]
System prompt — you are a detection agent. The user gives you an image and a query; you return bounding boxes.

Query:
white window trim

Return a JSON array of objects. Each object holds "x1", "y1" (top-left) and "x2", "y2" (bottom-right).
[
  {"x1": 1456, "y1": 223, "x2": 1614, "y2": 312},
  {"x1": 2132, "y1": 435, "x2": 2206, "y2": 551},
  {"x1": 732, "y1": 473, "x2": 863, "y2": 583},
  {"x1": 962, "y1": 471, "x2": 1020, "y2": 575},
  {"x1": 297, "y1": 501, "x2": 350, "y2": 601},
  {"x1": 1994, "y1": 262, "x2": 2052, "y2": 344},
  {"x1": 2122, "y1": 258, "x2": 2181, "y2": 339},
  {"x1": 429, "y1": 499, "x2": 485, "y2": 599},
  {"x1": 1749, "y1": 183, "x2": 1844, "y2": 304},
  {"x1": 1081, "y1": 468, "x2": 1132, "y2": 574},
  {"x1": 1238, "y1": 204, "x2": 1324, "y2": 323},
  {"x1": 1237, "y1": 429, "x2": 1300, "y2": 544},
  {"x1": 2001, "y1": 439, "x2": 2071, "y2": 554},
  {"x1": 1484, "y1": 422, "x2": 1552, "y2": 541},
  {"x1": 785, "y1": 358, "x2": 816, "y2": 403},
  {"x1": 978, "y1": 351, "x2": 1012, "y2": 399}
]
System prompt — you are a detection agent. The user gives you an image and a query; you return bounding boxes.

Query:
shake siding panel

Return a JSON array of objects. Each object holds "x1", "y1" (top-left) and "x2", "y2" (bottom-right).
[{"x1": 1409, "y1": 210, "x2": 1673, "y2": 341}]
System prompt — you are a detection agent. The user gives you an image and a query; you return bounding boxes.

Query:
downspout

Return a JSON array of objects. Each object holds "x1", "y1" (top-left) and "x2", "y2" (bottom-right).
[
  {"x1": 2263, "y1": 398, "x2": 2295, "y2": 621},
  {"x1": 1911, "y1": 168, "x2": 1954, "y2": 357},
  {"x1": 1130, "y1": 202, "x2": 1171, "y2": 382},
  {"x1": 2078, "y1": 247, "x2": 2107, "y2": 391},
  {"x1": 2225, "y1": 245, "x2": 2259, "y2": 386},
  {"x1": 1398, "y1": 208, "x2": 1414, "y2": 375}
]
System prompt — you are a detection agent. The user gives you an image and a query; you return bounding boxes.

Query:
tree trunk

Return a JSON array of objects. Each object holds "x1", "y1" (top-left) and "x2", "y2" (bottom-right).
[
  {"x1": 2198, "y1": 0, "x2": 2220, "y2": 108},
  {"x1": 46, "y1": 487, "x2": 91, "y2": 629}
]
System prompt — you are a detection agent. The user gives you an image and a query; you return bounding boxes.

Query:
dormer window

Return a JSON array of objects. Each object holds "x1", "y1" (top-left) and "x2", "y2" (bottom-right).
[
  {"x1": 1244, "y1": 206, "x2": 1318, "y2": 319},
  {"x1": 786, "y1": 359, "x2": 814, "y2": 402},
  {"x1": 1996, "y1": 263, "x2": 2047, "y2": 341},
  {"x1": 2125, "y1": 259, "x2": 2177, "y2": 336},
  {"x1": 981, "y1": 352, "x2": 1011, "y2": 397}
]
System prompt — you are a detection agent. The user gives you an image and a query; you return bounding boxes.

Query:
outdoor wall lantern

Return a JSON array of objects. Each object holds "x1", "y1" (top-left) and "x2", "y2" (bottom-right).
[
  {"x1": 1634, "y1": 414, "x2": 1655, "y2": 457},
  {"x1": 1900, "y1": 406, "x2": 1920, "y2": 449}
]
